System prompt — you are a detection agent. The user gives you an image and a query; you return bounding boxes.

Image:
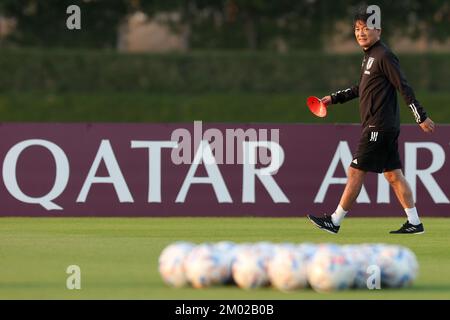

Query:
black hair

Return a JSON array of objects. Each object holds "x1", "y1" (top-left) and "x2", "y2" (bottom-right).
[
  {"x1": 352, "y1": 5, "x2": 382, "y2": 29},
  {"x1": 352, "y1": 11, "x2": 372, "y2": 29}
]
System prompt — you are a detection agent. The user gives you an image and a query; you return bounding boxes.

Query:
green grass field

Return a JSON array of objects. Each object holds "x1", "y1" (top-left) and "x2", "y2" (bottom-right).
[{"x1": 1, "y1": 217, "x2": 449, "y2": 300}]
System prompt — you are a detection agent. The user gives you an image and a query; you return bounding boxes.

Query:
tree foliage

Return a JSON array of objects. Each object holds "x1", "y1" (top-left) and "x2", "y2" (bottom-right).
[
  {"x1": 0, "y1": 0, "x2": 448, "y2": 50},
  {"x1": 0, "y1": 0, "x2": 130, "y2": 48}
]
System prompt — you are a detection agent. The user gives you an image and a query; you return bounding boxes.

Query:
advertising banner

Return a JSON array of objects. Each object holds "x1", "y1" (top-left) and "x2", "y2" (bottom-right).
[{"x1": 0, "y1": 123, "x2": 448, "y2": 217}]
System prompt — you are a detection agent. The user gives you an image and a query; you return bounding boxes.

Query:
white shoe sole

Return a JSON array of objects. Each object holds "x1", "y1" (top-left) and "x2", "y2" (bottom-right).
[{"x1": 390, "y1": 230, "x2": 425, "y2": 234}]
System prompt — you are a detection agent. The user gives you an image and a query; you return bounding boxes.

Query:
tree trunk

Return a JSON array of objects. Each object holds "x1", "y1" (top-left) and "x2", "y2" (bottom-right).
[
  {"x1": 244, "y1": 12, "x2": 258, "y2": 50},
  {"x1": 180, "y1": 1, "x2": 193, "y2": 51},
  {"x1": 180, "y1": 23, "x2": 191, "y2": 51}
]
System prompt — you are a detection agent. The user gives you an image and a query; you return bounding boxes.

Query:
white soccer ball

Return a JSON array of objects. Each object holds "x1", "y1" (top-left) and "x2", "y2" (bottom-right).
[
  {"x1": 184, "y1": 243, "x2": 231, "y2": 288},
  {"x1": 297, "y1": 243, "x2": 318, "y2": 263},
  {"x1": 158, "y1": 241, "x2": 194, "y2": 287},
  {"x1": 253, "y1": 242, "x2": 276, "y2": 261},
  {"x1": 214, "y1": 241, "x2": 237, "y2": 253},
  {"x1": 342, "y1": 245, "x2": 377, "y2": 289},
  {"x1": 232, "y1": 247, "x2": 269, "y2": 289},
  {"x1": 268, "y1": 247, "x2": 308, "y2": 291},
  {"x1": 307, "y1": 246, "x2": 357, "y2": 292},
  {"x1": 374, "y1": 245, "x2": 419, "y2": 288},
  {"x1": 213, "y1": 241, "x2": 237, "y2": 284}
]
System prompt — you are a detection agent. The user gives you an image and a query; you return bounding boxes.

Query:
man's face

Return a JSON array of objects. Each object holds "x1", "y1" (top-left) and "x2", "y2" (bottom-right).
[{"x1": 354, "y1": 20, "x2": 381, "y2": 49}]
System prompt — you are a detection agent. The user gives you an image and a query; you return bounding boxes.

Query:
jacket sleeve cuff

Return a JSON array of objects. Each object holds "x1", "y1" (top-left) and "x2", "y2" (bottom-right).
[
  {"x1": 418, "y1": 115, "x2": 428, "y2": 124},
  {"x1": 330, "y1": 93, "x2": 338, "y2": 104}
]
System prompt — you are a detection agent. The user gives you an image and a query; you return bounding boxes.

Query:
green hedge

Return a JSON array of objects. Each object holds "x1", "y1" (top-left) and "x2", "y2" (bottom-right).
[
  {"x1": 1, "y1": 92, "x2": 449, "y2": 123},
  {"x1": 1, "y1": 49, "x2": 449, "y2": 93}
]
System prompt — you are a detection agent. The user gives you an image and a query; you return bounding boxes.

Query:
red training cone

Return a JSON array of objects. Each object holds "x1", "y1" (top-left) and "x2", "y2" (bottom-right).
[{"x1": 306, "y1": 96, "x2": 328, "y2": 118}]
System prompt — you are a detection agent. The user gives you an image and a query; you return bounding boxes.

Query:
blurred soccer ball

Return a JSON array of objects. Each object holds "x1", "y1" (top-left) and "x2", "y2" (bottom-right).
[
  {"x1": 213, "y1": 241, "x2": 237, "y2": 284},
  {"x1": 307, "y1": 247, "x2": 357, "y2": 292},
  {"x1": 297, "y1": 243, "x2": 318, "y2": 263},
  {"x1": 374, "y1": 245, "x2": 419, "y2": 288},
  {"x1": 160, "y1": 241, "x2": 418, "y2": 292},
  {"x1": 184, "y1": 244, "x2": 231, "y2": 288},
  {"x1": 158, "y1": 241, "x2": 194, "y2": 287},
  {"x1": 253, "y1": 242, "x2": 276, "y2": 265},
  {"x1": 214, "y1": 241, "x2": 237, "y2": 253},
  {"x1": 342, "y1": 244, "x2": 382, "y2": 289},
  {"x1": 232, "y1": 247, "x2": 269, "y2": 289},
  {"x1": 268, "y1": 246, "x2": 308, "y2": 291}
]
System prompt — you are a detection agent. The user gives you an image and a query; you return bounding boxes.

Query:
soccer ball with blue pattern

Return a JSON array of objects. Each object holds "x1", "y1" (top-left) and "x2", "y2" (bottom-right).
[
  {"x1": 307, "y1": 246, "x2": 357, "y2": 292},
  {"x1": 268, "y1": 246, "x2": 308, "y2": 291},
  {"x1": 342, "y1": 244, "x2": 378, "y2": 289},
  {"x1": 184, "y1": 243, "x2": 231, "y2": 288},
  {"x1": 374, "y1": 245, "x2": 419, "y2": 288},
  {"x1": 158, "y1": 241, "x2": 194, "y2": 287},
  {"x1": 232, "y1": 246, "x2": 270, "y2": 289},
  {"x1": 213, "y1": 241, "x2": 238, "y2": 284}
]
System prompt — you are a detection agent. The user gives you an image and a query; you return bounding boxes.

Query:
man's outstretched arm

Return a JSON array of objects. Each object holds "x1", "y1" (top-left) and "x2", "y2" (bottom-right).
[{"x1": 320, "y1": 85, "x2": 359, "y2": 106}]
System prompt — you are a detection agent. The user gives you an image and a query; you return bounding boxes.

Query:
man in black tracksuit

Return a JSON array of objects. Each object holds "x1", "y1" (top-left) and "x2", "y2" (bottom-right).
[{"x1": 308, "y1": 12, "x2": 435, "y2": 234}]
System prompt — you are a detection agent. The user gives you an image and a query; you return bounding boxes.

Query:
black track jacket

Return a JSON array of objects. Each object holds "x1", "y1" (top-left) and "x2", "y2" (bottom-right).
[{"x1": 330, "y1": 40, "x2": 427, "y2": 132}]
